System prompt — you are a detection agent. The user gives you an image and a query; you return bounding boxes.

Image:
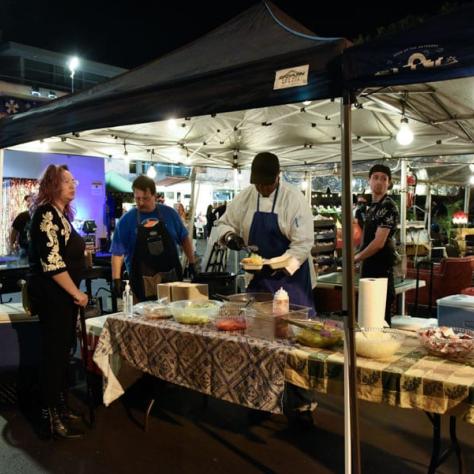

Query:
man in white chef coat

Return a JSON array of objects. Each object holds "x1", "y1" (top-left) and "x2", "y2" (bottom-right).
[
  {"x1": 216, "y1": 152, "x2": 317, "y2": 427},
  {"x1": 216, "y1": 152, "x2": 315, "y2": 310}
]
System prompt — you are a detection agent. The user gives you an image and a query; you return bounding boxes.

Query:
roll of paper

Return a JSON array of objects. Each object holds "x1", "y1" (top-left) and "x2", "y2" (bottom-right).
[{"x1": 358, "y1": 278, "x2": 388, "y2": 328}]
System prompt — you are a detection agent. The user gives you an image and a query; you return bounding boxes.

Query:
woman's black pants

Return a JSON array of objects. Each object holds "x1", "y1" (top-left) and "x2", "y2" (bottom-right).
[{"x1": 30, "y1": 277, "x2": 78, "y2": 407}]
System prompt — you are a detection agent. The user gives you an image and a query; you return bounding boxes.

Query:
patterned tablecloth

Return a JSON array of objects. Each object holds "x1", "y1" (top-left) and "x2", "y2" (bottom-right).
[
  {"x1": 93, "y1": 314, "x2": 289, "y2": 413},
  {"x1": 285, "y1": 335, "x2": 474, "y2": 424}
]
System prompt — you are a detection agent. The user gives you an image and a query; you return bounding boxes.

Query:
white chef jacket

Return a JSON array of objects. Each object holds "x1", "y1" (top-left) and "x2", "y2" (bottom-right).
[{"x1": 215, "y1": 181, "x2": 315, "y2": 284}]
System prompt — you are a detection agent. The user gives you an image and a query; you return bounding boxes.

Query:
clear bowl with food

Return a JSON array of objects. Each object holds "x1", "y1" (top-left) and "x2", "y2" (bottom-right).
[
  {"x1": 214, "y1": 302, "x2": 250, "y2": 331},
  {"x1": 133, "y1": 301, "x2": 172, "y2": 319},
  {"x1": 169, "y1": 300, "x2": 222, "y2": 325},
  {"x1": 355, "y1": 328, "x2": 405, "y2": 360},
  {"x1": 418, "y1": 326, "x2": 474, "y2": 360},
  {"x1": 293, "y1": 319, "x2": 344, "y2": 348}
]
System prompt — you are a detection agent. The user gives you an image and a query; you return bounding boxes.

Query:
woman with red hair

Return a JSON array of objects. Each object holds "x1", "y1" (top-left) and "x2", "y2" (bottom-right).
[{"x1": 28, "y1": 164, "x2": 88, "y2": 439}]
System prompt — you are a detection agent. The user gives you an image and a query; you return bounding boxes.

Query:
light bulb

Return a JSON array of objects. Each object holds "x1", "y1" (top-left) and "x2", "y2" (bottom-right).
[
  {"x1": 396, "y1": 118, "x2": 414, "y2": 145},
  {"x1": 147, "y1": 165, "x2": 156, "y2": 179},
  {"x1": 470, "y1": 175, "x2": 474, "y2": 185},
  {"x1": 301, "y1": 180, "x2": 308, "y2": 191},
  {"x1": 68, "y1": 56, "x2": 79, "y2": 73}
]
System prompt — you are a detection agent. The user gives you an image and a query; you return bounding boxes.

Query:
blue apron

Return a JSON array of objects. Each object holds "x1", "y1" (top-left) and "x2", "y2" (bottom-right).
[{"x1": 247, "y1": 186, "x2": 314, "y2": 311}]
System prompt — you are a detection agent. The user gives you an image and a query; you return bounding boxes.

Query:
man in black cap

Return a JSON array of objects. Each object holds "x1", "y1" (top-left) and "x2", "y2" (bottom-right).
[
  {"x1": 216, "y1": 152, "x2": 317, "y2": 427},
  {"x1": 217, "y1": 152, "x2": 315, "y2": 309},
  {"x1": 354, "y1": 164, "x2": 399, "y2": 324}
]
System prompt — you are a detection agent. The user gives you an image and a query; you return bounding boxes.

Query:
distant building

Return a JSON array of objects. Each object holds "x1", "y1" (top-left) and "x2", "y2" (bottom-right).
[{"x1": 0, "y1": 41, "x2": 126, "y2": 118}]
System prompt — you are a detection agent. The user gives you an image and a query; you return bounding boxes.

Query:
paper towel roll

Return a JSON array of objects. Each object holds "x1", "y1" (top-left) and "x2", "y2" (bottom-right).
[{"x1": 358, "y1": 278, "x2": 387, "y2": 328}]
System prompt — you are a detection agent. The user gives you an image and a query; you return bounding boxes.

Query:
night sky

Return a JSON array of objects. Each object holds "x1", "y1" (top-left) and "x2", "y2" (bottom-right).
[{"x1": 0, "y1": 0, "x2": 470, "y2": 69}]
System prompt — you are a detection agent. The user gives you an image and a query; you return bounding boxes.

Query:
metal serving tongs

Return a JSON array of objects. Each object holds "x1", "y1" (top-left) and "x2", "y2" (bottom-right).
[
  {"x1": 242, "y1": 244, "x2": 259, "y2": 255},
  {"x1": 280, "y1": 318, "x2": 324, "y2": 335}
]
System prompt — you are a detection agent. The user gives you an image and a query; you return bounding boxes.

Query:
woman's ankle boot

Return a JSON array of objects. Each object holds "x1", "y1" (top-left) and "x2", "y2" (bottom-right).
[
  {"x1": 58, "y1": 392, "x2": 82, "y2": 422},
  {"x1": 37, "y1": 407, "x2": 52, "y2": 439},
  {"x1": 50, "y1": 407, "x2": 84, "y2": 439}
]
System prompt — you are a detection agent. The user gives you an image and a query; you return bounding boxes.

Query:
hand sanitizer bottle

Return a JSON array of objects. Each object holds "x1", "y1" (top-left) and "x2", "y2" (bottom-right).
[{"x1": 123, "y1": 280, "x2": 134, "y2": 318}]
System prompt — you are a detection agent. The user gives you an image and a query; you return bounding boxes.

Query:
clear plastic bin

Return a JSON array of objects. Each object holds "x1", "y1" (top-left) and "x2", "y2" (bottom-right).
[{"x1": 245, "y1": 302, "x2": 310, "y2": 340}]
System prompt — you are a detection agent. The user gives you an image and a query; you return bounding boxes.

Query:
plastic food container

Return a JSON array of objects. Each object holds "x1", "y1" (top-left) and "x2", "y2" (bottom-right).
[
  {"x1": 169, "y1": 300, "x2": 222, "y2": 325},
  {"x1": 418, "y1": 326, "x2": 474, "y2": 360},
  {"x1": 293, "y1": 319, "x2": 343, "y2": 348},
  {"x1": 246, "y1": 302, "x2": 310, "y2": 340},
  {"x1": 214, "y1": 303, "x2": 249, "y2": 331},
  {"x1": 222, "y1": 292, "x2": 273, "y2": 304},
  {"x1": 355, "y1": 328, "x2": 405, "y2": 360}
]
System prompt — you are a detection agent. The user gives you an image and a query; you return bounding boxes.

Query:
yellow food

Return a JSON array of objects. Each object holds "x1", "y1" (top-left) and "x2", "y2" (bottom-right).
[{"x1": 241, "y1": 253, "x2": 263, "y2": 265}]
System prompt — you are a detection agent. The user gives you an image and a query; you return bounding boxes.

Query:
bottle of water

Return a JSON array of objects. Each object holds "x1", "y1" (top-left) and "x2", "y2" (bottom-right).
[{"x1": 122, "y1": 280, "x2": 134, "y2": 317}]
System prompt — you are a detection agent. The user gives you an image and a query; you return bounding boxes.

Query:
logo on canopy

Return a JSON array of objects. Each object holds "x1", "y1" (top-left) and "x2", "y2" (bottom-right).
[
  {"x1": 274, "y1": 65, "x2": 309, "y2": 90},
  {"x1": 375, "y1": 45, "x2": 458, "y2": 76}
]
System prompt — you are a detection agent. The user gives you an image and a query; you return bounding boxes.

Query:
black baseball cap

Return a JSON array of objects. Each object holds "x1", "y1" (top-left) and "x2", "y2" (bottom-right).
[
  {"x1": 369, "y1": 164, "x2": 392, "y2": 180},
  {"x1": 250, "y1": 152, "x2": 280, "y2": 184}
]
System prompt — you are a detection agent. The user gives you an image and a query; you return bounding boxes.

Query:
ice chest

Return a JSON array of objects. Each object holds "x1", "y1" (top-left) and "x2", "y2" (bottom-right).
[{"x1": 437, "y1": 294, "x2": 474, "y2": 329}]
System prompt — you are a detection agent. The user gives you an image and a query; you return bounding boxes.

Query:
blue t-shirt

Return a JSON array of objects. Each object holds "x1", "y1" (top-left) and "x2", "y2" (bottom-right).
[{"x1": 110, "y1": 205, "x2": 188, "y2": 273}]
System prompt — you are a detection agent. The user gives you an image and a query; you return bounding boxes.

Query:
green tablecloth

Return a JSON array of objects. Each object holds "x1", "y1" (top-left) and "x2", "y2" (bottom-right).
[{"x1": 285, "y1": 335, "x2": 474, "y2": 424}]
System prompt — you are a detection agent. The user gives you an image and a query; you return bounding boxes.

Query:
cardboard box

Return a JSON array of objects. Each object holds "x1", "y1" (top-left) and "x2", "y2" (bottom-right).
[{"x1": 157, "y1": 282, "x2": 208, "y2": 302}]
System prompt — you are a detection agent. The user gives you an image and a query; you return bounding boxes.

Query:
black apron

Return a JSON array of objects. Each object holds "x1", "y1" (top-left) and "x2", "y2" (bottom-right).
[
  {"x1": 360, "y1": 195, "x2": 396, "y2": 323},
  {"x1": 130, "y1": 206, "x2": 182, "y2": 302}
]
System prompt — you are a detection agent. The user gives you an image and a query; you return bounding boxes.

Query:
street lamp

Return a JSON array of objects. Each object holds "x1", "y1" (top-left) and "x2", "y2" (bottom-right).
[{"x1": 67, "y1": 56, "x2": 80, "y2": 93}]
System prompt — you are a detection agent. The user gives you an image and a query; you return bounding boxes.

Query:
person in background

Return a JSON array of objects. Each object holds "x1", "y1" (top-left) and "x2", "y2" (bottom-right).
[
  {"x1": 10, "y1": 194, "x2": 33, "y2": 257},
  {"x1": 213, "y1": 200, "x2": 227, "y2": 220},
  {"x1": 111, "y1": 175, "x2": 196, "y2": 302},
  {"x1": 156, "y1": 192, "x2": 165, "y2": 205},
  {"x1": 205, "y1": 204, "x2": 216, "y2": 238},
  {"x1": 28, "y1": 165, "x2": 88, "y2": 439},
  {"x1": 354, "y1": 164, "x2": 399, "y2": 325},
  {"x1": 216, "y1": 152, "x2": 317, "y2": 427}
]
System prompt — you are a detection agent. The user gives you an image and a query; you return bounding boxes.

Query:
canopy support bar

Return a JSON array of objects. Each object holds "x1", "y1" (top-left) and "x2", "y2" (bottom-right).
[{"x1": 341, "y1": 90, "x2": 361, "y2": 474}]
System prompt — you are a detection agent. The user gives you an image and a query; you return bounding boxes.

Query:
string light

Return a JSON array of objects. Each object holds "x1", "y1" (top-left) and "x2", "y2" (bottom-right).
[{"x1": 396, "y1": 118, "x2": 414, "y2": 146}]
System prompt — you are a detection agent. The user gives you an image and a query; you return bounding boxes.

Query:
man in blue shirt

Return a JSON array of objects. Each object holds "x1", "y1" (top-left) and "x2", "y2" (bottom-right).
[{"x1": 111, "y1": 175, "x2": 196, "y2": 301}]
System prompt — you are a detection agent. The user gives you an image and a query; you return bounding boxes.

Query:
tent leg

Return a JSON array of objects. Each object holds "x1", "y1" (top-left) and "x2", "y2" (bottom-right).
[{"x1": 341, "y1": 90, "x2": 361, "y2": 474}]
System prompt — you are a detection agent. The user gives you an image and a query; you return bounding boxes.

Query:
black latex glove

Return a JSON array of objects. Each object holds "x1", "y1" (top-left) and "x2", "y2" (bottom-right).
[
  {"x1": 187, "y1": 263, "x2": 197, "y2": 281},
  {"x1": 112, "y1": 279, "x2": 123, "y2": 298},
  {"x1": 225, "y1": 232, "x2": 246, "y2": 251}
]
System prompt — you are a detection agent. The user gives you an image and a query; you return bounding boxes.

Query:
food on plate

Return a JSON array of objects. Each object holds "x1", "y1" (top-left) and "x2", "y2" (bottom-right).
[
  {"x1": 134, "y1": 302, "x2": 171, "y2": 319},
  {"x1": 241, "y1": 253, "x2": 263, "y2": 265},
  {"x1": 215, "y1": 319, "x2": 247, "y2": 331},
  {"x1": 418, "y1": 326, "x2": 474, "y2": 359},
  {"x1": 355, "y1": 330, "x2": 404, "y2": 359}
]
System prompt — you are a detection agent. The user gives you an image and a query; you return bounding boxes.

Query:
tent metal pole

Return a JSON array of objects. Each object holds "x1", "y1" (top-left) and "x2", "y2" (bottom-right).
[
  {"x1": 186, "y1": 168, "x2": 198, "y2": 267},
  {"x1": 464, "y1": 185, "x2": 470, "y2": 215},
  {"x1": 341, "y1": 90, "x2": 361, "y2": 474},
  {"x1": 0, "y1": 149, "x2": 4, "y2": 255}
]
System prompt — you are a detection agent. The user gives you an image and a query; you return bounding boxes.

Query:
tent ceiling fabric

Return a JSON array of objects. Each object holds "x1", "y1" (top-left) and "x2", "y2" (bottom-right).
[
  {"x1": 0, "y1": 1, "x2": 349, "y2": 149},
  {"x1": 8, "y1": 76, "x2": 474, "y2": 183}
]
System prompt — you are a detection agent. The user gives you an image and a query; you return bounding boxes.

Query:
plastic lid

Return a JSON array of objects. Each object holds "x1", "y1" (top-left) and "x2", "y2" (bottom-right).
[{"x1": 437, "y1": 294, "x2": 474, "y2": 309}]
